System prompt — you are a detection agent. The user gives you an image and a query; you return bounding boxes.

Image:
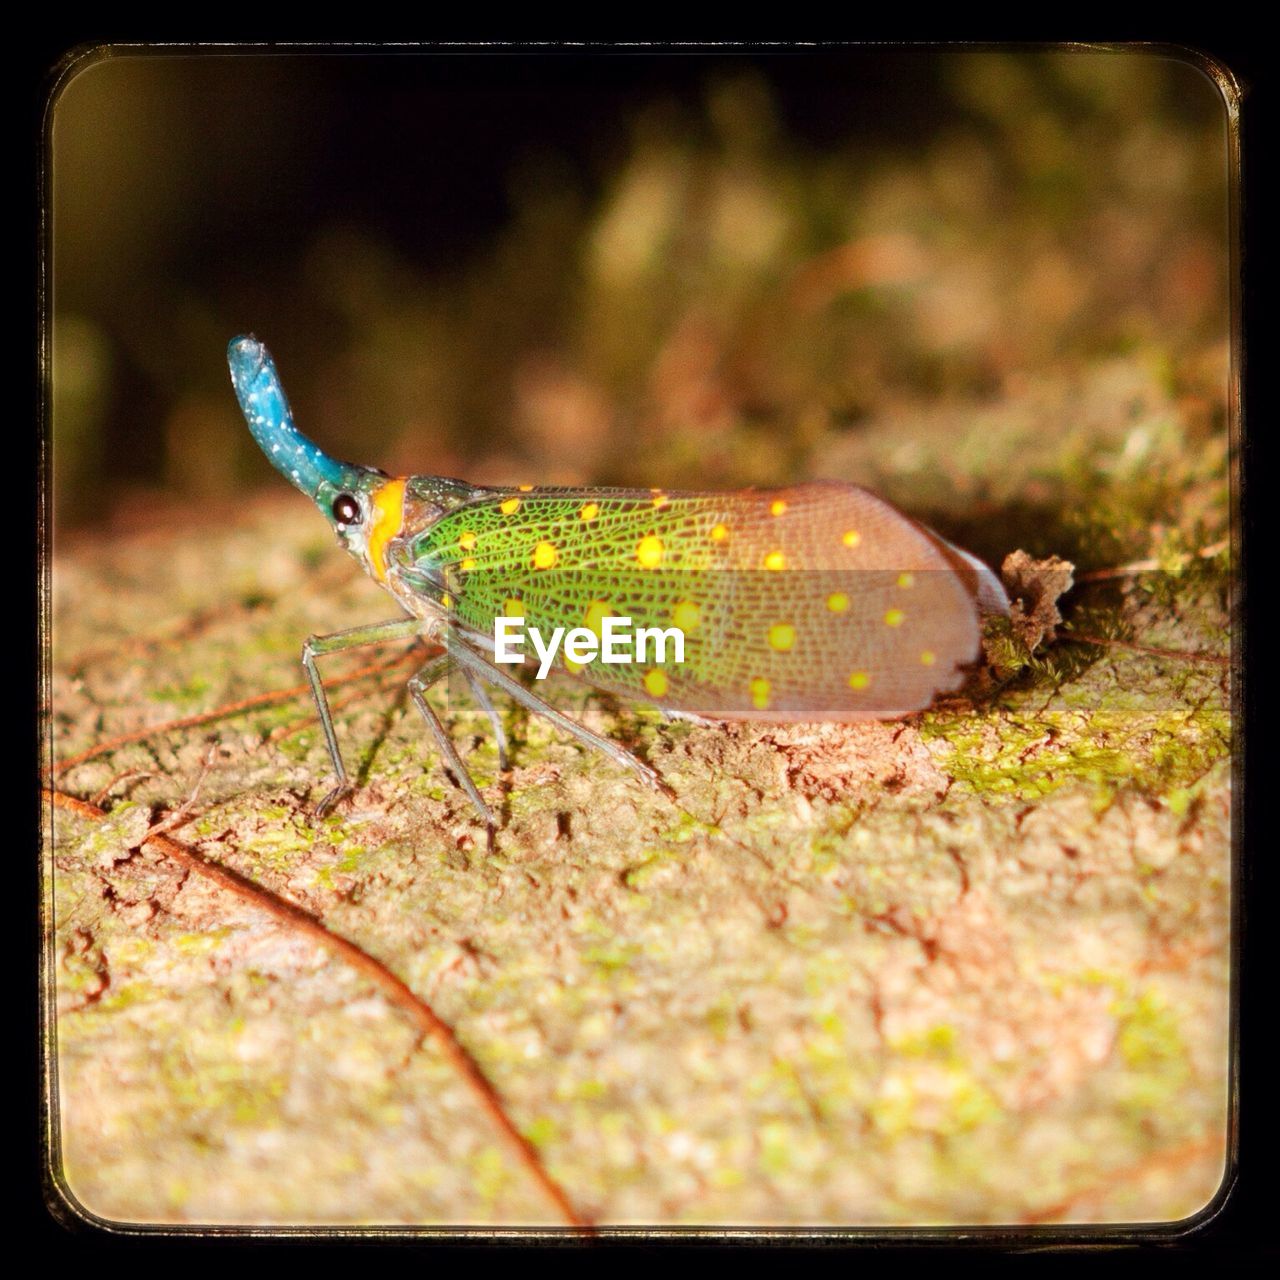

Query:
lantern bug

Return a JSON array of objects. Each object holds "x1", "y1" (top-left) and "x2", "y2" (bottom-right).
[{"x1": 228, "y1": 336, "x2": 1007, "y2": 828}]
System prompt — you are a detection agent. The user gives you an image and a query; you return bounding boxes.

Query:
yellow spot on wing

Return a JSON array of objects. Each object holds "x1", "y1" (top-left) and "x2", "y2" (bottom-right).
[
  {"x1": 532, "y1": 541, "x2": 558, "y2": 569},
  {"x1": 921, "y1": 650, "x2": 936, "y2": 666},
  {"x1": 671, "y1": 600, "x2": 701, "y2": 632},
  {"x1": 367, "y1": 478, "x2": 407, "y2": 583},
  {"x1": 749, "y1": 677, "x2": 771, "y2": 710},
  {"x1": 580, "y1": 502, "x2": 599, "y2": 521},
  {"x1": 770, "y1": 499, "x2": 787, "y2": 516},
  {"x1": 460, "y1": 557, "x2": 477, "y2": 572},
  {"x1": 768, "y1": 623, "x2": 795, "y2": 652},
  {"x1": 897, "y1": 572, "x2": 914, "y2": 589},
  {"x1": 500, "y1": 497, "x2": 521, "y2": 515},
  {"x1": 518, "y1": 484, "x2": 533, "y2": 492},
  {"x1": 637, "y1": 535, "x2": 664, "y2": 568},
  {"x1": 584, "y1": 600, "x2": 612, "y2": 633},
  {"x1": 503, "y1": 598, "x2": 525, "y2": 617},
  {"x1": 644, "y1": 669, "x2": 669, "y2": 698},
  {"x1": 459, "y1": 530, "x2": 477, "y2": 551},
  {"x1": 710, "y1": 523, "x2": 728, "y2": 542},
  {"x1": 884, "y1": 608, "x2": 905, "y2": 627},
  {"x1": 826, "y1": 592, "x2": 849, "y2": 613},
  {"x1": 652, "y1": 493, "x2": 669, "y2": 509},
  {"x1": 763, "y1": 550, "x2": 786, "y2": 571},
  {"x1": 842, "y1": 530, "x2": 861, "y2": 548},
  {"x1": 848, "y1": 671, "x2": 870, "y2": 689}
]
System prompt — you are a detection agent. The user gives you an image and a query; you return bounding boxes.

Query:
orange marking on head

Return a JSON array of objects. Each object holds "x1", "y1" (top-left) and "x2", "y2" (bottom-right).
[{"x1": 367, "y1": 478, "x2": 407, "y2": 583}]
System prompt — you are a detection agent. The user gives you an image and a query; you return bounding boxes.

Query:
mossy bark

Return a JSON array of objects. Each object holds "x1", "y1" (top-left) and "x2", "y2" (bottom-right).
[{"x1": 46, "y1": 361, "x2": 1231, "y2": 1227}]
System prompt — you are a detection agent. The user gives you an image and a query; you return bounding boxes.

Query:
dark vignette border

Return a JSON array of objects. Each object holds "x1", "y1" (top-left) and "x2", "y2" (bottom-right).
[{"x1": 26, "y1": 28, "x2": 1268, "y2": 1261}]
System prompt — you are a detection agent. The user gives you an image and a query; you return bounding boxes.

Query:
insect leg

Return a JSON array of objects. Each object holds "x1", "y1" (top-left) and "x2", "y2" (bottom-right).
[
  {"x1": 407, "y1": 653, "x2": 496, "y2": 830},
  {"x1": 447, "y1": 638, "x2": 674, "y2": 802},
  {"x1": 463, "y1": 669, "x2": 510, "y2": 770},
  {"x1": 396, "y1": 586, "x2": 508, "y2": 767},
  {"x1": 302, "y1": 617, "x2": 423, "y2": 816}
]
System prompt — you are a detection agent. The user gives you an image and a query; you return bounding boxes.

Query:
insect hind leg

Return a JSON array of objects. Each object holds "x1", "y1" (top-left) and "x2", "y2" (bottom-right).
[
  {"x1": 446, "y1": 636, "x2": 674, "y2": 802},
  {"x1": 407, "y1": 653, "x2": 496, "y2": 831},
  {"x1": 463, "y1": 669, "x2": 509, "y2": 771}
]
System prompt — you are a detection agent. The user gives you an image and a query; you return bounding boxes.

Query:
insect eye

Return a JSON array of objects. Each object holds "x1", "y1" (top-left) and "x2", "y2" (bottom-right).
[{"x1": 332, "y1": 493, "x2": 360, "y2": 525}]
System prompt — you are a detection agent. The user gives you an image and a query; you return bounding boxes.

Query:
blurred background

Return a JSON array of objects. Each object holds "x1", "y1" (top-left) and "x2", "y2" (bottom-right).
[{"x1": 50, "y1": 48, "x2": 1230, "y2": 558}]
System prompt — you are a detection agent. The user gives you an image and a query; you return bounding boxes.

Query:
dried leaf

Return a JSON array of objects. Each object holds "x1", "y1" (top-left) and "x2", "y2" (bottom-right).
[{"x1": 1001, "y1": 550, "x2": 1076, "y2": 652}]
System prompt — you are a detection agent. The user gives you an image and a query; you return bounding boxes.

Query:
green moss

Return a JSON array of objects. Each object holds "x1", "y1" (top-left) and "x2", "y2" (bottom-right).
[
  {"x1": 243, "y1": 819, "x2": 318, "y2": 869},
  {"x1": 866, "y1": 1019, "x2": 1005, "y2": 1139},
  {"x1": 869, "y1": 1064, "x2": 1001, "y2": 1138},
  {"x1": 60, "y1": 952, "x2": 105, "y2": 996},
  {"x1": 96, "y1": 981, "x2": 159, "y2": 1012},
  {"x1": 153, "y1": 1030, "x2": 287, "y2": 1126},
  {"x1": 622, "y1": 848, "x2": 682, "y2": 890},
  {"x1": 164, "y1": 1177, "x2": 191, "y2": 1211},
  {"x1": 71, "y1": 802, "x2": 150, "y2": 861},
  {"x1": 597, "y1": 1110, "x2": 627, "y2": 1138},
  {"x1": 173, "y1": 929, "x2": 231, "y2": 956},
  {"x1": 893, "y1": 1024, "x2": 958, "y2": 1058},
  {"x1": 147, "y1": 676, "x2": 212, "y2": 706},
  {"x1": 704, "y1": 1000, "x2": 734, "y2": 1041},
  {"x1": 108, "y1": 936, "x2": 153, "y2": 965},
  {"x1": 809, "y1": 839, "x2": 843, "y2": 878},
  {"x1": 815, "y1": 1011, "x2": 845, "y2": 1041},
  {"x1": 946, "y1": 1075, "x2": 1002, "y2": 1132},
  {"x1": 803, "y1": 953, "x2": 849, "y2": 998},
  {"x1": 658, "y1": 810, "x2": 723, "y2": 843},
  {"x1": 582, "y1": 942, "x2": 640, "y2": 974},
  {"x1": 521, "y1": 1115, "x2": 559, "y2": 1149},
  {"x1": 336, "y1": 845, "x2": 368, "y2": 871},
  {"x1": 1111, "y1": 989, "x2": 1191, "y2": 1116},
  {"x1": 273, "y1": 731, "x2": 317, "y2": 764},
  {"x1": 757, "y1": 1121, "x2": 792, "y2": 1177},
  {"x1": 923, "y1": 667, "x2": 1229, "y2": 806},
  {"x1": 783, "y1": 923, "x2": 824, "y2": 952},
  {"x1": 868, "y1": 1079, "x2": 916, "y2": 1138}
]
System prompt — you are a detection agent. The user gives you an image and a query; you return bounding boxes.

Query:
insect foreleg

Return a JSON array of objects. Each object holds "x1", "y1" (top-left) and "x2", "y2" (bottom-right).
[
  {"x1": 301, "y1": 616, "x2": 424, "y2": 816},
  {"x1": 446, "y1": 637, "x2": 674, "y2": 802},
  {"x1": 406, "y1": 653, "x2": 496, "y2": 831}
]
